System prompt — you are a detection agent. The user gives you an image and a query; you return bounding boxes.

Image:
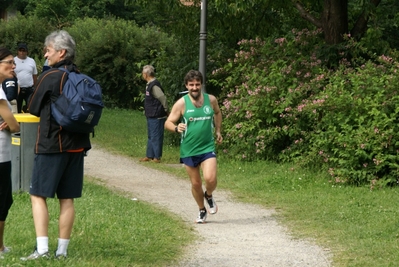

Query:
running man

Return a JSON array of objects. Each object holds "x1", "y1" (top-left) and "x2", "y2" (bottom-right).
[{"x1": 165, "y1": 70, "x2": 222, "y2": 223}]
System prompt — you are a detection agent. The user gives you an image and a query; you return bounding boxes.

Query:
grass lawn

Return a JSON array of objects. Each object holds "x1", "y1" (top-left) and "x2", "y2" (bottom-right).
[
  {"x1": 94, "y1": 108, "x2": 399, "y2": 267},
  {"x1": 4, "y1": 108, "x2": 399, "y2": 266}
]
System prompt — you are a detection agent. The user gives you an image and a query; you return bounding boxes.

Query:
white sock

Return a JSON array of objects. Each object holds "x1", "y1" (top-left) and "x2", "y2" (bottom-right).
[
  {"x1": 56, "y1": 238, "x2": 70, "y2": 256},
  {"x1": 36, "y1": 236, "x2": 49, "y2": 254}
]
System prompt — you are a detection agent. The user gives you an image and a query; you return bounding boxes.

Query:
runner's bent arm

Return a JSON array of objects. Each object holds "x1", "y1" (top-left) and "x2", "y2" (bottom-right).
[
  {"x1": 165, "y1": 98, "x2": 184, "y2": 133},
  {"x1": 210, "y1": 95, "x2": 223, "y2": 144}
]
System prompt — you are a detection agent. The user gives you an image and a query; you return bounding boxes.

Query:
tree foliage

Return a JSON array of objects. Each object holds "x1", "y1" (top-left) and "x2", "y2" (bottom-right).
[
  {"x1": 66, "y1": 18, "x2": 181, "y2": 109},
  {"x1": 9, "y1": 0, "x2": 138, "y2": 28}
]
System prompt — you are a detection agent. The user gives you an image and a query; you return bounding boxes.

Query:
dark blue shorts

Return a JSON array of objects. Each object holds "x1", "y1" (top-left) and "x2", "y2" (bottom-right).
[
  {"x1": 0, "y1": 161, "x2": 13, "y2": 221},
  {"x1": 180, "y1": 152, "x2": 216, "y2": 167},
  {"x1": 30, "y1": 152, "x2": 84, "y2": 199}
]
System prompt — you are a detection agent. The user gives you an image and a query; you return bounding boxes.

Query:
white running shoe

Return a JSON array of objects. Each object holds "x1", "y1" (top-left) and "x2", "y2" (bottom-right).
[
  {"x1": 196, "y1": 209, "x2": 207, "y2": 223},
  {"x1": 205, "y1": 191, "x2": 218, "y2": 214},
  {"x1": 20, "y1": 249, "x2": 50, "y2": 261}
]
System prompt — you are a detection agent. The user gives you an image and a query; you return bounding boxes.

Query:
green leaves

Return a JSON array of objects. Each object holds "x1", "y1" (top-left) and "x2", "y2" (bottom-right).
[{"x1": 214, "y1": 24, "x2": 399, "y2": 185}]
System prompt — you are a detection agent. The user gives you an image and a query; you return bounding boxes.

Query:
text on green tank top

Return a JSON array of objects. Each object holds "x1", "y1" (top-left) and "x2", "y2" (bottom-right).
[{"x1": 180, "y1": 93, "x2": 215, "y2": 158}]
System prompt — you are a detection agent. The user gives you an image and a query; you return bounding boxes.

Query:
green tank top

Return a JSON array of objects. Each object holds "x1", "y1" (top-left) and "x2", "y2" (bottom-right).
[{"x1": 180, "y1": 93, "x2": 215, "y2": 158}]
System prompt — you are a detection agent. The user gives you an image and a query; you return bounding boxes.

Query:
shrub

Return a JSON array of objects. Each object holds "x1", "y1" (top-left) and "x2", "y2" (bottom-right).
[
  {"x1": 0, "y1": 14, "x2": 55, "y2": 64},
  {"x1": 67, "y1": 18, "x2": 180, "y2": 109},
  {"x1": 212, "y1": 29, "x2": 399, "y2": 185},
  {"x1": 211, "y1": 29, "x2": 328, "y2": 161},
  {"x1": 295, "y1": 59, "x2": 399, "y2": 186}
]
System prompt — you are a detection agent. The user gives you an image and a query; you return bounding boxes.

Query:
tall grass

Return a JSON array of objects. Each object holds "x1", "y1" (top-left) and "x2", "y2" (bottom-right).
[{"x1": 94, "y1": 108, "x2": 399, "y2": 267}]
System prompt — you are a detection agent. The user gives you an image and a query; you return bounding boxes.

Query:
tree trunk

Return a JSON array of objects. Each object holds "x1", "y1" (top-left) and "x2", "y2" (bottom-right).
[{"x1": 322, "y1": 0, "x2": 348, "y2": 44}]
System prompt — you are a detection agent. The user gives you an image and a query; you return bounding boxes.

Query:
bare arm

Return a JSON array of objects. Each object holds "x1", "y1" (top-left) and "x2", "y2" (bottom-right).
[
  {"x1": 33, "y1": 74, "x2": 38, "y2": 88},
  {"x1": 0, "y1": 100, "x2": 20, "y2": 133},
  {"x1": 165, "y1": 98, "x2": 185, "y2": 133},
  {"x1": 210, "y1": 95, "x2": 223, "y2": 144}
]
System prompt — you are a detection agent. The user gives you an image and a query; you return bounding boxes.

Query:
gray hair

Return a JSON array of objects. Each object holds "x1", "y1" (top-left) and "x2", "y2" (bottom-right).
[
  {"x1": 45, "y1": 30, "x2": 76, "y2": 61},
  {"x1": 142, "y1": 65, "x2": 155, "y2": 77}
]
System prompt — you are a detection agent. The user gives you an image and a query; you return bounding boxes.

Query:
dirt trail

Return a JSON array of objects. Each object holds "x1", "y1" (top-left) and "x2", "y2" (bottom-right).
[{"x1": 84, "y1": 145, "x2": 331, "y2": 267}]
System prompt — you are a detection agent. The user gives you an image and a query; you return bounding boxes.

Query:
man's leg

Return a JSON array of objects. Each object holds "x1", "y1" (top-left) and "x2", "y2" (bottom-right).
[
  {"x1": 146, "y1": 118, "x2": 156, "y2": 158},
  {"x1": 185, "y1": 165, "x2": 208, "y2": 222},
  {"x1": 16, "y1": 91, "x2": 25, "y2": 113},
  {"x1": 152, "y1": 118, "x2": 165, "y2": 159},
  {"x1": 59, "y1": 198, "x2": 75, "y2": 239},
  {"x1": 201, "y1": 157, "x2": 218, "y2": 196},
  {"x1": 185, "y1": 165, "x2": 205, "y2": 209},
  {"x1": 56, "y1": 198, "x2": 75, "y2": 257},
  {"x1": 31, "y1": 195, "x2": 49, "y2": 254},
  {"x1": 201, "y1": 157, "x2": 218, "y2": 214}
]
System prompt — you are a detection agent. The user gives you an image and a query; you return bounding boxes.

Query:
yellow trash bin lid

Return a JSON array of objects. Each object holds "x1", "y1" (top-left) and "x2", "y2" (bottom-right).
[{"x1": 14, "y1": 113, "x2": 40, "y2": 123}]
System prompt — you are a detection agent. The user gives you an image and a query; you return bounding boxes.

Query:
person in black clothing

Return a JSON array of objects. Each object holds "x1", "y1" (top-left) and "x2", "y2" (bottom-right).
[
  {"x1": 2, "y1": 76, "x2": 18, "y2": 101},
  {"x1": 2, "y1": 76, "x2": 19, "y2": 113},
  {"x1": 139, "y1": 65, "x2": 168, "y2": 163},
  {"x1": 21, "y1": 30, "x2": 91, "y2": 261}
]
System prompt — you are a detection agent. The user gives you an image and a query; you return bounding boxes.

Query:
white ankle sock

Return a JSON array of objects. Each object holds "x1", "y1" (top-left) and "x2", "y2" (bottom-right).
[
  {"x1": 56, "y1": 238, "x2": 70, "y2": 256},
  {"x1": 36, "y1": 236, "x2": 49, "y2": 254}
]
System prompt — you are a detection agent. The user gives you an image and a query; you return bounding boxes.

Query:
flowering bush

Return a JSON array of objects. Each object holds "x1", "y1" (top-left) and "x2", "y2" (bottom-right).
[
  {"x1": 299, "y1": 59, "x2": 399, "y2": 186},
  {"x1": 211, "y1": 29, "x2": 399, "y2": 185},
  {"x1": 211, "y1": 29, "x2": 328, "y2": 160}
]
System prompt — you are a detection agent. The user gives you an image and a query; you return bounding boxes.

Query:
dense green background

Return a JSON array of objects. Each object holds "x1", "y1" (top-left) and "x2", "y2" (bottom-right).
[{"x1": 1, "y1": 0, "x2": 399, "y2": 182}]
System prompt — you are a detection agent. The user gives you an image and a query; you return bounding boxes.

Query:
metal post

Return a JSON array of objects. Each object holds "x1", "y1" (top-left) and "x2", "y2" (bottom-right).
[{"x1": 199, "y1": 0, "x2": 207, "y2": 92}]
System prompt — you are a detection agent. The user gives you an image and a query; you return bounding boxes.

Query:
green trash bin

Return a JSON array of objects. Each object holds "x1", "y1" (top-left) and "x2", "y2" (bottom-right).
[{"x1": 11, "y1": 113, "x2": 40, "y2": 192}]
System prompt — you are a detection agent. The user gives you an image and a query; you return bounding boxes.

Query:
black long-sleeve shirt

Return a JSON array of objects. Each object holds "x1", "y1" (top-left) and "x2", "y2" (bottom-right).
[{"x1": 27, "y1": 60, "x2": 91, "y2": 154}]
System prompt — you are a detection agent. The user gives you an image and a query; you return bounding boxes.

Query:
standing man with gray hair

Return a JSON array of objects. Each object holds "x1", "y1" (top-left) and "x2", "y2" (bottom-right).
[
  {"x1": 139, "y1": 65, "x2": 168, "y2": 163},
  {"x1": 21, "y1": 30, "x2": 91, "y2": 260}
]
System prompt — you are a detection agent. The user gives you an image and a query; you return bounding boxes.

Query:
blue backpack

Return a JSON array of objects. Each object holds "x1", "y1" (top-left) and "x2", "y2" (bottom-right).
[{"x1": 51, "y1": 68, "x2": 104, "y2": 133}]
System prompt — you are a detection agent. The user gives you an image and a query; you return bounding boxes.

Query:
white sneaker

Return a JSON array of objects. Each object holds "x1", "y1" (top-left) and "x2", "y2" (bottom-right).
[
  {"x1": 196, "y1": 209, "x2": 207, "y2": 223},
  {"x1": 205, "y1": 191, "x2": 218, "y2": 214},
  {"x1": 20, "y1": 249, "x2": 50, "y2": 261}
]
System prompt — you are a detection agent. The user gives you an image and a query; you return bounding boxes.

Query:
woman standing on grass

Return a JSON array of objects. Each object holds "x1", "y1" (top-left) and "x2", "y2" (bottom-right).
[{"x1": 0, "y1": 47, "x2": 21, "y2": 257}]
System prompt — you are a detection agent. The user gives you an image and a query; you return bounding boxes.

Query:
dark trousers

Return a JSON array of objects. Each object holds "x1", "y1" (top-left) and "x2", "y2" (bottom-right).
[
  {"x1": 17, "y1": 87, "x2": 33, "y2": 113},
  {"x1": 0, "y1": 161, "x2": 13, "y2": 221},
  {"x1": 146, "y1": 117, "x2": 166, "y2": 159}
]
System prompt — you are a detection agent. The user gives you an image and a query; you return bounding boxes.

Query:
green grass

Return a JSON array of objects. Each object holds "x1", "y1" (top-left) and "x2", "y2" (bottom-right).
[
  {"x1": 94, "y1": 108, "x2": 399, "y2": 267},
  {"x1": 3, "y1": 179, "x2": 194, "y2": 266},
  {"x1": 5, "y1": 108, "x2": 399, "y2": 266},
  {"x1": 216, "y1": 161, "x2": 399, "y2": 266}
]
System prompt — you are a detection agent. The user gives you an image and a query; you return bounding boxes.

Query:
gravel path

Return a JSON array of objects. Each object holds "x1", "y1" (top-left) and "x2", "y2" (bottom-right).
[{"x1": 84, "y1": 145, "x2": 332, "y2": 267}]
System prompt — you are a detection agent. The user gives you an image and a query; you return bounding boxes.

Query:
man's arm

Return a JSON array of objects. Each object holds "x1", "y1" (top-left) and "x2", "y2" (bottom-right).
[
  {"x1": 165, "y1": 98, "x2": 184, "y2": 133},
  {"x1": 32, "y1": 74, "x2": 38, "y2": 88},
  {"x1": 210, "y1": 95, "x2": 223, "y2": 144},
  {"x1": 152, "y1": 85, "x2": 168, "y2": 112}
]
